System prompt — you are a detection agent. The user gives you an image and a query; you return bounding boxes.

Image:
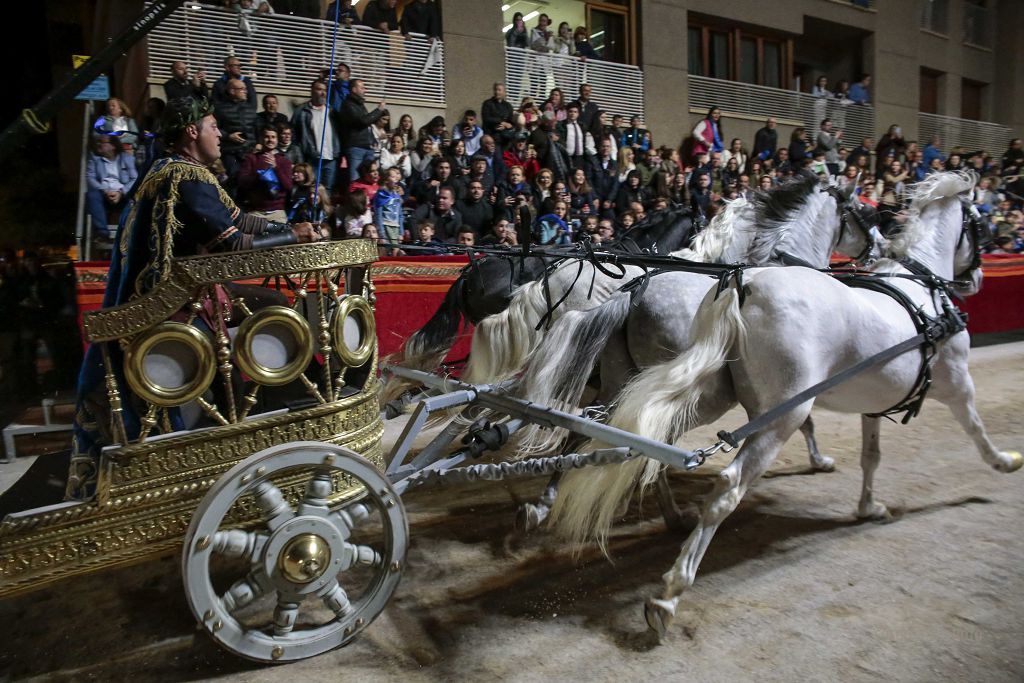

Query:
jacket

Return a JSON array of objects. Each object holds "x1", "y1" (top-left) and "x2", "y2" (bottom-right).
[
  {"x1": 87, "y1": 152, "x2": 138, "y2": 192},
  {"x1": 338, "y1": 93, "x2": 385, "y2": 150},
  {"x1": 237, "y1": 150, "x2": 293, "y2": 212},
  {"x1": 291, "y1": 101, "x2": 342, "y2": 161},
  {"x1": 214, "y1": 99, "x2": 258, "y2": 154},
  {"x1": 400, "y1": 1, "x2": 441, "y2": 38}
]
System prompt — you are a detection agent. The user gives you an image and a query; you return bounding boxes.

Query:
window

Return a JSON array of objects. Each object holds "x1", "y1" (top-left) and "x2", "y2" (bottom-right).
[
  {"x1": 961, "y1": 79, "x2": 984, "y2": 120},
  {"x1": 920, "y1": 0, "x2": 949, "y2": 34},
  {"x1": 919, "y1": 68, "x2": 941, "y2": 114},
  {"x1": 962, "y1": 0, "x2": 990, "y2": 47},
  {"x1": 688, "y1": 21, "x2": 791, "y2": 89}
]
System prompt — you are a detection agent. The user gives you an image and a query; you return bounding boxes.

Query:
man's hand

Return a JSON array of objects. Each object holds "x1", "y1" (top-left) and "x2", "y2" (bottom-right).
[
  {"x1": 195, "y1": 69, "x2": 207, "y2": 82},
  {"x1": 498, "y1": 121, "x2": 513, "y2": 130},
  {"x1": 292, "y1": 222, "x2": 325, "y2": 243},
  {"x1": 378, "y1": 101, "x2": 387, "y2": 110},
  {"x1": 261, "y1": 151, "x2": 275, "y2": 166},
  {"x1": 229, "y1": 132, "x2": 245, "y2": 144}
]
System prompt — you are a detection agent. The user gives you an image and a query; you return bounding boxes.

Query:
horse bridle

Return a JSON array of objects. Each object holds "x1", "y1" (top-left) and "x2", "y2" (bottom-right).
[
  {"x1": 822, "y1": 184, "x2": 875, "y2": 263},
  {"x1": 956, "y1": 195, "x2": 988, "y2": 276}
]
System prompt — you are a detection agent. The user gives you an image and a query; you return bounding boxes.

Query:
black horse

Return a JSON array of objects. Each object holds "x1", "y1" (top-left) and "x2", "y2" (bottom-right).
[{"x1": 380, "y1": 206, "x2": 695, "y2": 406}]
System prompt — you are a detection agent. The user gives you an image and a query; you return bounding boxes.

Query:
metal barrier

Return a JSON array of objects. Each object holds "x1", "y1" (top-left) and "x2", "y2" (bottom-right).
[
  {"x1": 918, "y1": 112, "x2": 1012, "y2": 156},
  {"x1": 503, "y1": 46, "x2": 645, "y2": 124},
  {"x1": 688, "y1": 75, "x2": 876, "y2": 147},
  {"x1": 146, "y1": 3, "x2": 446, "y2": 106}
]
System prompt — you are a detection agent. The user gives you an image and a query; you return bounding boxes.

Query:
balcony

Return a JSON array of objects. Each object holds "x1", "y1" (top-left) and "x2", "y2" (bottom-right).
[
  {"x1": 688, "y1": 75, "x2": 876, "y2": 148},
  {"x1": 503, "y1": 46, "x2": 646, "y2": 124},
  {"x1": 146, "y1": 3, "x2": 446, "y2": 107},
  {"x1": 918, "y1": 112, "x2": 1012, "y2": 156}
]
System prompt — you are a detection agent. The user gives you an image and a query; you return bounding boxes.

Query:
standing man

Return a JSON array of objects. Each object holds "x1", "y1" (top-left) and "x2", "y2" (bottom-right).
[
  {"x1": 256, "y1": 94, "x2": 288, "y2": 133},
  {"x1": 211, "y1": 56, "x2": 257, "y2": 105},
  {"x1": 814, "y1": 118, "x2": 842, "y2": 176},
  {"x1": 163, "y1": 61, "x2": 208, "y2": 101},
  {"x1": 848, "y1": 73, "x2": 872, "y2": 104},
  {"x1": 753, "y1": 117, "x2": 777, "y2": 162},
  {"x1": 237, "y1": 127, "x2": 293, "y2": 221},
  {"x1": 481, "y1": 82, "x2": 515, "y2": 144},
  {"x1": 338, "y1": 78, "x2": 387, "y2": 182},
  {"x1": 400, "y1": 0, "x2": 442, "y2": 40},
  {"x1": 214, "y1": 78, "x2": 258, "y2": 182},
  {"x1": 573, "y1": 83, "x2": 599, "y2": 132},
  {"x1": 587, "y1": 138, "x2": 619, "y2": 218},
  {"x1": 328, "y1": 62, "x2": 352, "y2": 113},
  {"x1": 291, "y1": 79, "x2": 342, "y2": 191},
  {"x1": 362, "y1": 0, "x2": 399, "y2": 32},
  {"x1": 558, "y1": 103, "x2": 586, "y2": 171}
]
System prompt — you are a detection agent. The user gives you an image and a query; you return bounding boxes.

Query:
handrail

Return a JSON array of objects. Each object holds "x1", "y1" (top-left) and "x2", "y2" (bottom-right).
[
  {"x1": 918, "y1": 112, "x2": 1013, "y2": 156},
  {"x1": 146, "y1": 3, "x2": 446, "y2": 106}
]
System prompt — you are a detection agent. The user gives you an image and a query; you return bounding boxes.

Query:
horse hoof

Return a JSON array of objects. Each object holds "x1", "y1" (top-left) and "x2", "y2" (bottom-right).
[
  {"x1": 643, "y1": 598, "x2": 675, "y2": 639},
  {"x1": 995, "y1": 451, "x2": 1022, "y2": 473},
  {"x1": 813, "y1": 456, "x2": 836, "y2": 473},
  {"x1": 857, "y1": 502, "x2": 891, "y2": 522},
  {"x1": 515, "y1": 503, "x2": 549, "y2": 533}
]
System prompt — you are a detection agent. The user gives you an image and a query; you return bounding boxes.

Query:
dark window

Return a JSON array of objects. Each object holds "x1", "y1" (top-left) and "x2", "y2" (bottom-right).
[
  {"x1": 920, "y1": 68, "x2": 940, "y2": 114},
  {"x1": 763, "y1": 42, "x2": 781, "y2": 88},
  {"x1": 961, "y1": 79, "x2": 984, "y2": 120},
  {"x1": 740, "y1": 38, "x2": 757, "y2": 84},
  {"x1": 688, "y1": 21, "x2": 792, "y2": 89},
  {"x1": 688, "y1": 27, "x2": 703, "y2": 75},
  {"x1": 709, "y1": 31, "x2": 729, "y2": 80}
]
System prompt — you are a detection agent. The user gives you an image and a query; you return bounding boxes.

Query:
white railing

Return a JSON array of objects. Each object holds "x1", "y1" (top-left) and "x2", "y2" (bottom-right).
[
  {"x1": 146, "y1": 3, "x2": 446, "y2": 106},
  {"x1": 918, "y1": 113, "x2": 1012, "y2": 156},
  {"x1": 688, "y1": 75, "x2": 876, "y2": 147},
  {"x1": 503, "y1": 46, "x2": 645, "y2": 124}
]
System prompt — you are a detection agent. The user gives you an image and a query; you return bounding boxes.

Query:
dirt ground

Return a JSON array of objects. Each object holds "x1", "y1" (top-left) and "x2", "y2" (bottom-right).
[{"x1": 1, "y1": 341, "x2": 1023, "y2": 682}]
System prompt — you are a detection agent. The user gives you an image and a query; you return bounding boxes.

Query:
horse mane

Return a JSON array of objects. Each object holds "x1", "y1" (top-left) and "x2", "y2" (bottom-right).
[
  {"x1": 887, "y1": 170, "x2": 976, "y2": 258},
  {"x1": 746, "y1": 171, "x2": 828, "y2": 264},
  {"x1": 674, "y1": 197, "x2": 752, "y2": 261}
]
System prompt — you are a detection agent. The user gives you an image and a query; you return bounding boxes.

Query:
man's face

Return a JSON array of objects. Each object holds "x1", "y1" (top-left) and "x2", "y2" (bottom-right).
[
  {"x1": 698, "y1": 175, "x2": 710, "y2": 188},
  {"x1": 472, "y1": 159, "x2": 487, "y2": 175},
  {"x1": 457, "y1": 232, "x2": 475, "y2": 246},
  {"x1": 647, "y1": 150, "x2": 660, "y2": 166},
  {"x1": 580, "y1": 84, "x2": 591, "y2": 100},
  {"x1": 481, "y1": 136, "x2": 495, "y2": 154},
  {"x1": 226, "y1": 59, "x2": 242, "y2": 77},
  {"x1": 172, "y1": 61, "x2": 188, "y2": 80},
  {"x1": 195, "y1": 115, "x2": 222, "y2": 164},
  {"x1": 567, "y1": 107, "x2": 579, "y2": 121},
  {"x1": 436, "y1": 162, "x2": 451, "y2": 180},
  {"x1": 280, "y1": 128, "x2": 292, "y2": 146},
  {"x1": 262, "y1": 129, "x2": 278, "y2": 150},
  {"x1": 264, "y1": 96, "x2": 278, "y2": 112},
  {"x1": 778, "y1": 149, "x2": 789, "y2": 160},
  {"x1": 509, "y1": 167, "x2": 524, "y2": 184},
  {"x1": 311, "y1": 82, "x2": 327, "y2": 106},
  {"x1": 465, "y1": 114, "x2": 476, "y2": 127},
  {"x1": 94, "y1": 136, "x2": 115, "y2": 158},
  {"x1": 739, "y1": 175, "x2": 750, "y2": 189},
  {"x1": 228, "y1": 80, "x2": 248, "y2": 102},
  {"x1": 822, "y1": 120, "x2": 832, "y2": 132},
  {"x1": 863, "y1": 75, "x2": 872, "y2": 87},
  {"x1": 600, "y1": 140, "x2": 611, "y2": 157},
  {"x1": 767, "y1": 118, "x2": 776, "y2": 129},
  {"x1": 351, "y1": 80, "x2": 366, "y2": 97},
  {"x1": 468, "y1": 182, "x2": 484, "y2": 200},
  {"x1": 710, "y1": 153, "x2": 721, "y2": 167},
  {"x1": 338, "y1": 64, "x2": 351, "y2": 80},
  {"x1": 436, "y1": 189, "x2": 453, "y2": 212},
  {"x1": 494, "y1": 84, "x2": 506, "y2": 100}
]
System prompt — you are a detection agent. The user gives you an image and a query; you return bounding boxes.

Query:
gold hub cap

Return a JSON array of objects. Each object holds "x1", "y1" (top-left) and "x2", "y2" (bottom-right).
[{"x1": 279, "y1": 533, "x2": 331, "y2": 583}]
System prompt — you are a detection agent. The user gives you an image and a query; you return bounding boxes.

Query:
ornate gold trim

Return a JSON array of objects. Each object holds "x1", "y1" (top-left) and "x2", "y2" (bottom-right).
[
  {"x1": 332, "y1": 296, "x2": 376, "y2": 368},
  {"x1": 233, "y1": 306, "x2": 314, "y2": 387},
  {"x1": 123, "y1": 322, "x2": 217, "y2": 407}
]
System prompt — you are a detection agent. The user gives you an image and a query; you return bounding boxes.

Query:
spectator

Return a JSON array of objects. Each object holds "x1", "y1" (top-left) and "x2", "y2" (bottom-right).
[
  {"x1": 574, "y1": 26, "x2": 599, "y2": 59},
  {"x1": 95, "y1": 97, "x2": 140, "y2": 152},
  {"x1": 811, "y1": 75, "x2": 832, "y2": 98},
  {"x1": 373, "y1": 166, "x2": 406, "y2": 246},
  {"x1": 480, "y1": 217, "x2": 517, "y2": 247},
  {"x1": 621, "y1": 117, "x2": 649, "y2": 154},
  {"x1": 139, "y1": 97, "x2": 166, "y2": 139},
  {"x1": 543, "y1": 87, "x2": 568, "y2": 122},
  {"x1": 503, "y1": 132, "x2": 540, "y2": 180},
  {"x1": 752, "y1": 117, "x2": 778, "y2": 162},
  {"x1": 85, "y1": 134, "x2": 137, "y2": 233},
  {"x1": 237, "y1": 126, "x2": 293, "y2": 221},
  {"x1": 164, "y1": 61, "x2": 208, "y2": 102},
  {"x1": 384, "y1": 115, "x2": 411, "y2": 152},
  {"x1": 256, "y1": 94, "x2": 288, "y2": 133},
  {"x1": 370, "y1": 108, "x2": 391, "y2": 154},
  {"x1": 413, "y1": 186, "x2": 462, "y2": 242},
  {"x1": 452, "y1": 109, "x2": 484, "y2": 156},
  {"x1": 339, "y1": 78, "x2": 387, "y2": 181},
  {"x1": 291, "y1": 79, "x2": 341, "y2": 191},
  {"x1": 275, "y1": 0, "x2": 319, "y2": 17},
  {"x1": 276, "y1": 122, "x2": 302, "y2": 165},
  {"x1": 587, "y1": 111, "x2": 617, "y2": 160},
  {"x1": 875, "y1": 124, "x2": 906, "y2": 173},
  {"x1": 848, "y1": 73, "x2": 871, "y2": 104},
  {"x1": 535, "y1": 204, "x2": 571, "y2": 245},
  {"x1": 690, "y1": 171, "x2": 714, "y2": 219},
  {"x1": 401, "y1": 0, "x2": 442, "y2": 40},
  {"x1": 567, "y1": 167, "x2": 599, "y2": 219},
  {"x1": 572, "y1": 83, "x2": 600, "y2": 132},
  {"x1": 495, "y1": 165, "x2": 533, "y2": 222},
  {"x1": 587, "y1": 138, "x2": 619, "y2": 216},
  {"x1": 337, "y1": 188, "x2": 373, "y2": 238},
  {"x1": 922, "y1": 134, "x2": 946, "y2": 171},
  {"x1": 456, "y1": 228, "x2": 476, "y2": 246},
  {"x1": 349, "y1": 158, "x2": 381, "y2": 203},
  {"x1": 456, "y1": 179, "x2": 494, "y2": 237},
  {"x1": 722, "y1": 137, "x2": 747, "y2": 172},
  {"x1": 214, "y1": 78, "x2": 258, "y2": 180},
  {"x1": 554, "y1": 21, "x2": 574, "y2": 56},
  {"x1": 636, "y1": 147, "x2": 662, "y2": 187},
  {"x1": 505, "y1": 11, "x2": 528, "y2": 48},
  {"x1": 324, "y1": 0, "x2": 358, "y2": 24},
  {"x1": 380, "y1": 133, "x2": 412, "y2": 179},
  {"x1": 362, "y1": 0, "x2": 399, "y2": 32},
  {"x1": 531, "y1": 168, "x2": 555, "y2": 212},
  {"x1": 788, "y1": 126, "x2": 811, "y2": 166},
  {"x1": 1000, "y1": 138, "x2": 1023, "y2": 199},
  {"x1": 410, "y1": 136, "x2": 439, "y2": 184},
  {"x1": 691, "y1": 106, "x2": 724, "y2": 160},
  {"x1": 617, "y1": 147, "x2": 636, "y2": 183},
  {"x1": 414, "y1": 156, "x2": 463, "y2": 205},
  {"x1": 478, "y1": 134, "x2": 508, "y2": 183},
  {"x1": 287, "y1": 162, "x2": 332, "y2": 223},
  {"x1": 417, "y1": 116, "x2": 447, "y2": 147},
  {"x1": 467, "y1": 155, "x2": 496, "y2": 197},
  {"x1": 813, "y1": 119, "x2": 842, "y2": 174},
  {"x1": 833, "y1": 79, "x2": 851, "y2": 103},
  {"x1": 722, "y1": 157, "x2": 742, "y2": 188},
  {"x1": 482, "y1": 82, "x2": 516, "y2": 146},
  {"x1": 211, "y1": 56, "x2": 257, "y2": 105},
  {"x1": 411, "y1": 220, "x2": 445, "y2": 252},
  {"x1": 847, "y1": 136, "x2": 875, "y2": 171},
  {"x1": 519, "y1": 97, "x2": 541, "y2": 129},
  {"x1": 773, "y1": 147, "x2": 793, "y2": 175},
  {"x1": 558, "y1": 103, "x2": 587, "y2": 171},
  {"x1": 615, "y1": 171, "x2": 648, "y2": 216},
  {"x1": 327, "y1": 62, "x2": 352, "y2": 113}
]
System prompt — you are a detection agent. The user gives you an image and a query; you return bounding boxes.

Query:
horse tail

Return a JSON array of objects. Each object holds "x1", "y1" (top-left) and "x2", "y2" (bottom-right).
[
  {"x1": 515, "y1": 292, "x2": 633, "y2": 455},
  {"x1": 548, "y1": 286, "x2": 746, "y2": 551},
  {"x1": 379, "y1": 279, "x2": 465, "y2": 407},
  {"x1": 462, "y1": 279, "x2": 549, "y2": 383}
]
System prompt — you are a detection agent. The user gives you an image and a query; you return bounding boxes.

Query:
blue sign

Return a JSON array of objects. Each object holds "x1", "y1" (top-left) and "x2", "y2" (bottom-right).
[{"x1": 76, "y1": 75, "x2": 111, "y2": 102}]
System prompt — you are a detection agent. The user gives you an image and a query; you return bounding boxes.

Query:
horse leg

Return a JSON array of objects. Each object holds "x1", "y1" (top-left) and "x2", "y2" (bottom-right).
[
  {"x1": 798, "y1": 415, "x2": 836, "y2": 472},
  {"x1": 931, "y1": 344, "x2": 1022, "y2": 473},
  {"x1": 857, "y1": 415, "x2": 890, "y2": 520},
  {"x1": 654, "y1": 468, "x2": 690, "y2": 532},
  {"x1": 643, "y1": 411, "x2": 803, "y2": 638}
]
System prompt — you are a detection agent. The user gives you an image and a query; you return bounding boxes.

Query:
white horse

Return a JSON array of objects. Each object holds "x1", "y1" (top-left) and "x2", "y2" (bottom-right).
[
  {"x1": 514, "y1": 174, "x2": 875, "y2": 460},
  {"x1": 546, "y1": 171, "x2": 1021, "y2": 637}
]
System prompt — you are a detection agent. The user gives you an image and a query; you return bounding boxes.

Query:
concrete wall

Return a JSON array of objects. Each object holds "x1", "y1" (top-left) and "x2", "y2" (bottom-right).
[{"x1": 440, "y1": 0, "x2": 506, "y2": 125}]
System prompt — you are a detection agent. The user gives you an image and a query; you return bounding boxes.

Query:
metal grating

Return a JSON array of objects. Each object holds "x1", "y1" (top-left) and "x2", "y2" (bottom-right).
[
  {"x1": 918, "y1": 113, "x2": 1013, "y2": 157},
  {"x1": 503, "y1": 46, "x2": 645, "y2": 124},
  {"x1": 146, "y1": 3, "x2": 446, "y2": 106},
  {"x1": 688, "y1": 75, "x2": 876, "y2": 148}
]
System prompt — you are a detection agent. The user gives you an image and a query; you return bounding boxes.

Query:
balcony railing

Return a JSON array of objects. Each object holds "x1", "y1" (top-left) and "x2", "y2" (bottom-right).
[
  {"x1": 146, "y1": 3, "x2": 446, "y2": 106},
  {"x1": 504, "y1": 46, "x2": 645, "y2": 124},
  {"x1": 918, "y1": 112, "x2": 1012, "y2": 156},
  {"x1": 688, "y1": 75, "x2": 876, "y2": 148}
]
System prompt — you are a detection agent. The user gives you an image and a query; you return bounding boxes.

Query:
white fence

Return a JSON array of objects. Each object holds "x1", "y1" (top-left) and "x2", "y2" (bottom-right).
[
  {"x1": 918, "y1": 113, "x2": 1013, "y2": 156},
  {"x1": 688, "y1": 75, "x2": 876, "y2": 147},
  {"x1": 504, "y1": 46, "x2": 645, "y2": 124},
  {"x1": 146, "y1": 3, "x2": 446, "y2": 106}
]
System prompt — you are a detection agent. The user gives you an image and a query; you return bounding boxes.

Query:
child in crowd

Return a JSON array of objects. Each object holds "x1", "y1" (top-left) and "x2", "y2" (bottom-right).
[{"x1": 373, "y1": 167, "x2": 406, "y2": 251}]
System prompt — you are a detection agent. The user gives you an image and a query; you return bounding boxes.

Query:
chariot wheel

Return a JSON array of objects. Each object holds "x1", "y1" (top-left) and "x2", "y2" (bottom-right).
[{"x1": 182, "y1": 442, "x2": 408, "y2": 663}]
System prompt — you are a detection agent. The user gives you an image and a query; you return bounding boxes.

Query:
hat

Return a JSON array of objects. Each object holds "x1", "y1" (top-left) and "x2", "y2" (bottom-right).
[
  {"x1": 514, "y1": 131, "x2": 529, "y2": 141},
  {"x1": 161, "y1": 96, "x2": 214, "y2": 143}
]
